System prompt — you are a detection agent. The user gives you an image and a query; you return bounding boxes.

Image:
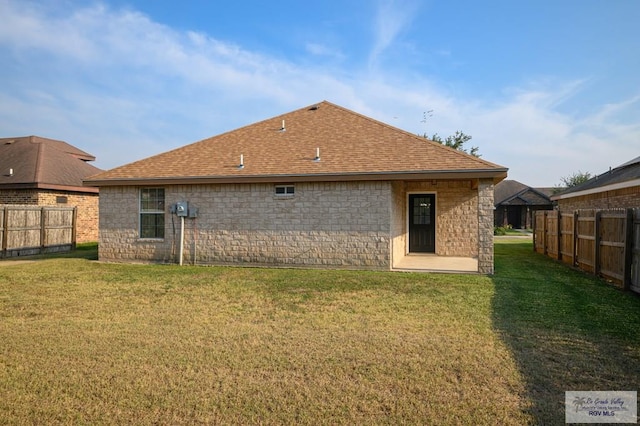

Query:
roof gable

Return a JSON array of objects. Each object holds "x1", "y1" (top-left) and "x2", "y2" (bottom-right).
[
  {"x1": 86, "y1": 101, "x2": 507, "y2": 186},
  {"x1": 495, "y1": 180, "x2": 528, "y2": 204},
  {"x1": 494, "y1": 180, "x2": 552, "y2": 206},
  {"x1": 0, "y1": 136, "x2": 102, "y2": 192}
]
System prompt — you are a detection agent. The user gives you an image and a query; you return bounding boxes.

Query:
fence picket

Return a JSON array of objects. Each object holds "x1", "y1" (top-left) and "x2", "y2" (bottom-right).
[
  {"x1": 594, "y1": 210, "x2": 601, "y2": 277},
  {"x1": 534, "y1": 208, "x2": 638, "y2": 293},
  {"x1": 0, "y1": 205, "x2": 76, "y2": 258}
]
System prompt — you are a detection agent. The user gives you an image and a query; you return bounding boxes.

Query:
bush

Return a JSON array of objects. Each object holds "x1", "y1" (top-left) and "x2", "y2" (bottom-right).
[{"x1": 494, "y1": 225, "x2": 511, "y2": 235}]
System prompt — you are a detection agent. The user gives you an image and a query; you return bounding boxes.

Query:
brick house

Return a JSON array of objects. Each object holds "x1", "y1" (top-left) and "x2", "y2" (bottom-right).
[
  {"x1": 84, "y1": 101, "x2": 508, "y2": 273},
  {"x1": 0, "y1": 136, "x2": 102, "y2": 243},
  {"x1": 551, "y1": 156, "x2": 640, "y2": 210},
  {"x1": 494, "y1": 180, "x2": 553, "y2": 229}
]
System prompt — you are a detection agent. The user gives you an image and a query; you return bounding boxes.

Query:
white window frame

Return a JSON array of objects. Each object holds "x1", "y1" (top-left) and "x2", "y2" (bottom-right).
[
  {"x1": 274, "y1": 184, "x2": 295, "y2": 197},
  {"x1": 139, "y1": 187, "x2": 165, "y2": 239}
]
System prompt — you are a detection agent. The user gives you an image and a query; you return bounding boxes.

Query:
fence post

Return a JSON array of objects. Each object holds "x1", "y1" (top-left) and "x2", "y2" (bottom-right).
[
  {"x1": 1, "y1": 206, "x2": 7, "y2": 257},
  {"x1": 532, "y1": 211, "x2": 536, "y2": 251},
  {"x1": 572, "y1": 211, "x2": 578, "y2": 267},
  {"x1": 594, "y1": 210, "x2": 601, "y2": 277},
  {"x1": 72, "y1": 207, "x2": 77, "y2": 250},
  {"x1": 623, "y1": 208, "x2": 633, "y2": 290},
  {"x1": 533, "y1": 211, "x2": 540, "y2": 252},
  {"x1": 542, "y1": 211, "x2": 547, "y2": 255},
  {"x1": 40, "y1": 207, "x2": 46, "y2": 252},
  {"x1": 556, "y1": 211, "x2": 562, "y2": 260}
]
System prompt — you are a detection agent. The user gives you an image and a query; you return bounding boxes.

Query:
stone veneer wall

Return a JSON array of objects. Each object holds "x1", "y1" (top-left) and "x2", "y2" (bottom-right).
[
  {"x1": 556, "y1": 186, "x2": 640, "y2": 211},
  {"x1": 477, "y1": 179, "x2": 495, "y2": 275},
  {"x1": 99, "y1": 181, "x2": 393, "y2": 269},
  {"x1": 390, "y1": 181, "x2": 407, "y2": 266},
  {"x1": 403, "y1": 180, "x2": 480, "y2": 258},
  {"x1": 390, "y1": 179, "x2": 495, "y2": 273},
  {"x1": 0, "y1": 189, "x2": 99, "y2": 243}
]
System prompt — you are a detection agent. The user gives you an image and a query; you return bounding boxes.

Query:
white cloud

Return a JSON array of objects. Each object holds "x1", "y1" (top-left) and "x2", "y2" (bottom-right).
[
  {"x1": 305, "y1": 42, "x2": 345, "y2": 60},
  {"x1": 368, "y1": 0, "x2": 420, "y2": 69},
  {"x1": 461, "y1": 87, "x2": 640, "y2": 185}
]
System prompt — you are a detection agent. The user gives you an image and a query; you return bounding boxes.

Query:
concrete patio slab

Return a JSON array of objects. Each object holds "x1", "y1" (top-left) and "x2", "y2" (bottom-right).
[{"x1": 393, "y1": 254, "x2": 479, "y2": 274}]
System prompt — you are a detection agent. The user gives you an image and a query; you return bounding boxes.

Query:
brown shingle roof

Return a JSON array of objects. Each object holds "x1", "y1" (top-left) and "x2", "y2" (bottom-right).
[
  {"x1": 0, "y1": 136, "x2": 102, "y2": 193},
  {"x1": 85, "y1": 101, "x2": 507, "y2": 186}
]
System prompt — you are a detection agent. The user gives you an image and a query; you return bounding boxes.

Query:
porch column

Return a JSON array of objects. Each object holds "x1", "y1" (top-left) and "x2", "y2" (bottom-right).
[{"x1": 478, "y1": 179, "x2": 495, "y2": 274}]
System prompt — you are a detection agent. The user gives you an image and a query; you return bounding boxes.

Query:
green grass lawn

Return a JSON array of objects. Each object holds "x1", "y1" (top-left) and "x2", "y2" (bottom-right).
[{"x1": 0, "y1": 241, "x2": 638, "y2": 425}]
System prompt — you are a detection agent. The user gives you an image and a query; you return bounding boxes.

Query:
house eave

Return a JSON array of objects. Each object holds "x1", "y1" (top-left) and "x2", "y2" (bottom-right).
[
  {"x1": 551, "y1": 178, "x2": 640, "y2": 201},
  {"x1": 84, "y1": 169, "x2": 508, "y2": 187},
  {"x1": 0, "y1": 182, "x2": 99, "y2": 194},
  {"x1": 497, "y1": 188, "x2": 552, "y2": 207}
]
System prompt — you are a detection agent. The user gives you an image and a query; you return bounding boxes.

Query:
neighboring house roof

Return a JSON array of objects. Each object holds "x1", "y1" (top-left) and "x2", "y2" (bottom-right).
[
  {"x1": 494, "y1": 180, "x2": 552, "y2": 206},
  {"x1": 85, "y1": 101, "x2": 508, "y2": 186},
  {"x1": 551, "y1": 156, "x2": 640, "y2": 201},
  {"x1": 534, "y1": 187, "x2": 555, "y2": 198},
  {"x1": 0, "y1": 136, "x2": 102, "y2": 193}
]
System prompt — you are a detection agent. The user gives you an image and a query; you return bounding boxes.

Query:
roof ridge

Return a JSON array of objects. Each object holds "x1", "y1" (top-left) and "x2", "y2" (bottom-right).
[
  {"x1": 614, "y1": 155, "x2": 640, "y2": 170},
  {"x1": 112, "y1": 101, "x2": 331, "y2": 168},
  {"x1": 28, "y1": 135, "x2": 96, "y2": 161},
  {"x1": 85, "y1": 100, "x2": 508, "y2": 185},
  {"x1": 31, "y1": 136, "x2": 45, "y2": 183},
  {"x1": 503, "y1": 186, "x2": 551, "y2": 205},
  {"x1": 104, "y1": 101, "x2": 501, "y2": 173},
  {"x1": 320, "y1": 101, "x2": 504, "y2": 169}
]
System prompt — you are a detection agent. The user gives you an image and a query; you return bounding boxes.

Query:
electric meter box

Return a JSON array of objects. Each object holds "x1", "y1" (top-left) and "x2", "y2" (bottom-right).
[{"x1": 175, "y1": 201, "x2": 188, "y2": 217}]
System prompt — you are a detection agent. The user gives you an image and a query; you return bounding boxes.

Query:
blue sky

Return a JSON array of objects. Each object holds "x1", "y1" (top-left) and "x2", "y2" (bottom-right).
[{"x1": 1, "y1": 0, "x2": 638, "y2": 186}]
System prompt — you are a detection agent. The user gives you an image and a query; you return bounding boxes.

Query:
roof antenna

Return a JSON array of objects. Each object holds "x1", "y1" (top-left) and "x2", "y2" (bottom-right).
[
  {"x1": 279, "y1": 120, "x2": 286, "y2": 132},
  {"x1": 314, "y1": 147, "x2": 320, "y2": 162},
  {"x1": 238, "y1": 154, "x2": 244, "y2": 169}
]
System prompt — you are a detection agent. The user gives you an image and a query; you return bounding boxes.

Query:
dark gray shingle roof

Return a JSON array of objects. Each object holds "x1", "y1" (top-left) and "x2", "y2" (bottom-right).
[
  {"x1": 494, "y1": 179, "x2": 552, "y2": 206},
  {"x1": 553, "y1": 156, "x2": 640, "y2": 197}
]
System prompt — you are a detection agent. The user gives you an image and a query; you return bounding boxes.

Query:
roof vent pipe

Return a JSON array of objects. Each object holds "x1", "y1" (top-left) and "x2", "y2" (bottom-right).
[
  {"x1": 238, "y1": 154, "x2": 244, "y2": 169},
  {"x1": 280, "y1": 120, "x2": 286, "y2": 132},
  {"x1": 314, "y1": 148, "x2": 320, "y2": 162},
  {"x1": 8, "y1": 168, "x2": 13, "y2": 176}
]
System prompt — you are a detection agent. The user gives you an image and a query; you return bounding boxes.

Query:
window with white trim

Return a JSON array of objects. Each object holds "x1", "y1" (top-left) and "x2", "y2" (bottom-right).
[
  {"x1": 275, "y1": 185, "x2": 295, "y2": 197},
  {"x1": 139, "y1": 188, "x2": 165, "y2": 239}
]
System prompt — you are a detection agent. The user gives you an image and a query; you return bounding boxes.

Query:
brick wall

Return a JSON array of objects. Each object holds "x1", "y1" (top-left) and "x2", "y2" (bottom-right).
[
  {"x1": 0, "y1": 189, "x2": 39, "y2": 205},
  {"x1": 39, "y1": 192, "x2": 99, "y2": 243},
  {"x1": 99, "y1": 182, "x2": 393, "y2": 269},
  {"x1": 557, "y1": 186, "x2": 640, "y2": 211},
  {"x1": 0, "y1": 189, "x2": 99, "y2": 243}
]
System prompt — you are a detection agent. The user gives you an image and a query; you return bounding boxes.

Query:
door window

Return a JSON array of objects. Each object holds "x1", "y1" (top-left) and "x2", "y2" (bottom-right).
[{"x1": 413, "y1": 198, "x2": 432, "y2": 225}]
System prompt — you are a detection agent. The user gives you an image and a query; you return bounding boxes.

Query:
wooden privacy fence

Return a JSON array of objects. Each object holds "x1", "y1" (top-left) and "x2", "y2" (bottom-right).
[
  {"x1": 0, "y1": 205, "x2": 77, "y2": 258},
  {"x1": 534, "y1": 208, "x2": 640, "y2": 293}
]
